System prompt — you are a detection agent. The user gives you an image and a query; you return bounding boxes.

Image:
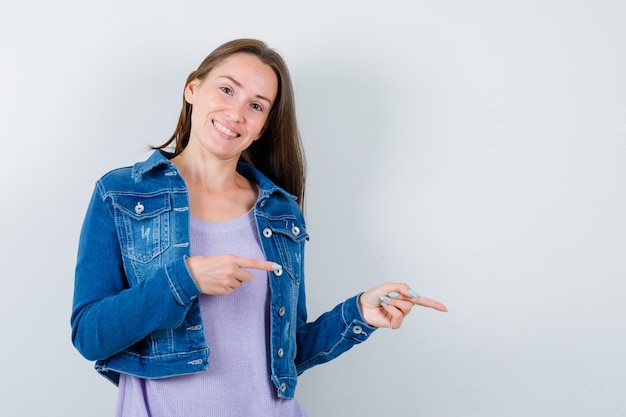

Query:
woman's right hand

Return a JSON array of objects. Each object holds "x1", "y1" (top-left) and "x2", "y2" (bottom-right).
[{"x1": 185, "y1": 255, "x2": 280, "y2": 295}]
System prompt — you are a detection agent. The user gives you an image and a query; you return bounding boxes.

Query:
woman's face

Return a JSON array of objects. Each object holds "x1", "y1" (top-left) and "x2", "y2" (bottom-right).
[{"x1": 184, "y1": 53, "x2": 278, "y2": 161}]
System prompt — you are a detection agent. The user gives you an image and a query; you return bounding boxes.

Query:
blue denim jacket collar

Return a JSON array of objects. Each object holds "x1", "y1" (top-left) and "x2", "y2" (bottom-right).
[{"x1": 132, "y1": 150, "x2": 296, "y2": 202}]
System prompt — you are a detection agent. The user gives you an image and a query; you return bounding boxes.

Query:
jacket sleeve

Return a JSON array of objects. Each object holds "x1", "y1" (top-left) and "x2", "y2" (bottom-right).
[
  {"x1": 294, "y1": 286, "x2": 378, "y2": 374},
  {"x1": 70, "y1": 183, "x2": 201, "y2": 361}
]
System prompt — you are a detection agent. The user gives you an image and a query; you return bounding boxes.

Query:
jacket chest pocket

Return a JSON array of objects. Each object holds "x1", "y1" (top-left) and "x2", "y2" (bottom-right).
[
  {"x1": 112, "y1": 193, "x2": 171, "y2": 264},
  {"x1": 260, "y1": 216, "x2": 308, "y2": 284}
]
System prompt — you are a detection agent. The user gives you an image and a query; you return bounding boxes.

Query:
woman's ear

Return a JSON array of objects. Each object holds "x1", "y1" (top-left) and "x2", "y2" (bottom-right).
[{"x1": 184, "y1": 79, "x2": 200, "y2": 104}]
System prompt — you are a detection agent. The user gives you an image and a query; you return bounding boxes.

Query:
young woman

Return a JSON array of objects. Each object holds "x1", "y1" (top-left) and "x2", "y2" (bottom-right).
[{"x1": 71, "y1": 38, "x2": 447, "y2": 417}]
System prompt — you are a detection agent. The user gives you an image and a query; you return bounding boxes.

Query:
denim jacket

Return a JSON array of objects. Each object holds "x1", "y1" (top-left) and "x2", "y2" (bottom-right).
[{"x1": 71, "y1": 150, "x2": 376, "y2": 399}]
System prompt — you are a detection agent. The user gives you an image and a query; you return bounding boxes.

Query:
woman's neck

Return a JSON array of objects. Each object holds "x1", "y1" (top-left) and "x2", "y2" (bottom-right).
[{"x1": 171, "y1": 149, "x2": 258, "y2": 222}]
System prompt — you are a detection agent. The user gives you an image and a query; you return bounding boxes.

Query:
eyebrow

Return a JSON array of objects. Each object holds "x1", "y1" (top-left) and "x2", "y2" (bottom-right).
[{"x1": 219, "y1": 75, "x2": 273, "y2": 105}]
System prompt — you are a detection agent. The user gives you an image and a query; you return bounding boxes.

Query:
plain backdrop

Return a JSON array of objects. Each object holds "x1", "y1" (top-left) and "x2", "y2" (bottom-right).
[{"x1": 1, "y1": 1, "x2": 625, "y2": 416}]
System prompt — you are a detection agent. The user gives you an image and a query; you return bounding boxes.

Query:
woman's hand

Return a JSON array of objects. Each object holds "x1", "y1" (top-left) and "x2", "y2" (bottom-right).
[
  {"x1": 185, "y1": 254, "x2": 280, "y2": 295},
  {"x1": 359, "y1": 283, "x2": 447, "y2": 329}
]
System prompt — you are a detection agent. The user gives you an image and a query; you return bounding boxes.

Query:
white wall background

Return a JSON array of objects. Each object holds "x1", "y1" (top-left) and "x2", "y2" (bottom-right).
[{"x1": 1, "y1": 0, "x2": 625, "y2": 416}]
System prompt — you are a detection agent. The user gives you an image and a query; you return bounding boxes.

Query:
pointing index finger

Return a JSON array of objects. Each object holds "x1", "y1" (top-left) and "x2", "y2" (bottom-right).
[
  {"x1": 237, "y1": 257, "x2": 282, "y2": 272},
  {"x1": 414, "y1": 295, "x2": 448, "y2": 312}
]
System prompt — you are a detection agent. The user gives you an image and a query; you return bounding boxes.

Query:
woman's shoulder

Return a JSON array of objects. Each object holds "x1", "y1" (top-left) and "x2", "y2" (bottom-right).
[
  {"x1": 98, "y1": 164, "x2": 134, "y2": 181},
  {"x1": 96, "y1": 150, "x2": 177, "y2": 193}
]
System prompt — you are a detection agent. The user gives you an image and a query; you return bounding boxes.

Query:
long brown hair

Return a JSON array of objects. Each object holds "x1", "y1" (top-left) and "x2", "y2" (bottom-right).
[{"x1": 154, "y1": 39, "x2": 306, "y2": 206}]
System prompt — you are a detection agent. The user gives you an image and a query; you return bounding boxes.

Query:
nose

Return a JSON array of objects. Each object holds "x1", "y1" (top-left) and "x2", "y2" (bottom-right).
[{"x1": 226, "y1": 100, "x2": 246, "y2": 122}]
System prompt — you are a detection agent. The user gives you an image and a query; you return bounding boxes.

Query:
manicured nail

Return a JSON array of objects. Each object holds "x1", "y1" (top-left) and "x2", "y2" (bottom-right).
[
  {"x1": 388, "y1": 291, "x2": 399, "y2": 299},
  {"x1": 379, "y1": 295, "x2": 391, "y2": 303},
  {"x1": 272, "y1": 264, "x2": 283, "y2": 271},
  {"x1": 408, "y1": 288, "x2": 419, "y2": 298},
  {"x1": 380, "y1": 301, "x2": 388, "y2": 307}
]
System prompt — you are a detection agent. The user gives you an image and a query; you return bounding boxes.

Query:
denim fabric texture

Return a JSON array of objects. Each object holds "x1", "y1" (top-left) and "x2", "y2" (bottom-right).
[{"x1": 71, "y1": 150, "x2": 376, "y2": 399}]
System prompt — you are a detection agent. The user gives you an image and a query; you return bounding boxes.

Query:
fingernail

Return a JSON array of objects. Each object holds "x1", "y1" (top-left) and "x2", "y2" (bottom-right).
[
  {"x1": 388, "y1": 291, "x2": 399, "y2": 298},
  {"x1": 379, "y1": 295, "x2": 391, "y2": 303},
  {"x1": 272, "y1": 264, "x2": 283, "y2": 271},
  {"x1": 408, "y1": 288, "x2": 419, "y2": 298},
  {"x1": 380, "y1": 301, "x2": 388, "y2": 307}
]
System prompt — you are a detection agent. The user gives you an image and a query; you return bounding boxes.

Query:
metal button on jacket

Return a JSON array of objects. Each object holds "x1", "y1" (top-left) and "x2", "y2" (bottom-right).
[
  {"x1": 352, "y1": 325, "x2": 363, "y2": 335},
  {"x1": 278, "y1": 306, "x2": 286, "y2": 317},
  {"x1": 134, "y1": 202, "x2": 144, "y2": 215},
  {"x1": 262, "y1": 228, "x2": 272, "y2": 238},
  {"x1": 277, "y1": 348, "x2": 284, "y2": 358}
]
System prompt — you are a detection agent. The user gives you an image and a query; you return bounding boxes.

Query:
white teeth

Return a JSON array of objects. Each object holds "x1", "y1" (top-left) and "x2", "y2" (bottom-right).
[{"x1": 214, "y1": 121, "x2": 239, "y2": 138}]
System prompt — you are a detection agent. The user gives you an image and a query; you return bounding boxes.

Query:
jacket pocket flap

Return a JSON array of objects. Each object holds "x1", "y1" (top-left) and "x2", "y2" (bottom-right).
[
  {"x1": 265, "y1": 217, "x2": 308, "y2": 243},
  {"x1": 112, "y1": 193, "x2": 171, "y2": 220}
]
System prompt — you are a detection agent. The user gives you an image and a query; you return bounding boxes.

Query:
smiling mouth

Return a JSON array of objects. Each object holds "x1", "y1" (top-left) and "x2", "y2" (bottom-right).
[{"x1": 213, "y1": 120, "x2": 240, "y2": 138}]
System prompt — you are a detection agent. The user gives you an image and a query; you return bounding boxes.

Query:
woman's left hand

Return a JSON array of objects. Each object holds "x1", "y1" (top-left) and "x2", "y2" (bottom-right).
[{"x1": 359, "y1": 283, "x2": 448, "y2": 329}]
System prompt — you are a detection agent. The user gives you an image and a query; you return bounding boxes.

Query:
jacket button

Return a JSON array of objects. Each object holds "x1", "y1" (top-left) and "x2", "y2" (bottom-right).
[
  {"x1": 259, "y1": 200, "x2": 266, "y2": 208},
  {"x1": 280, "y1": 382, "x2": 287, "y2": 392},
  {"x1": 262, "y1": 228, "x2": 272, "y2": 238},
  {"x1": 134, "y1": 202, "x2": 144, "y2": 215},
  {"x1": 273, "y1": 267, "x2": 283, "y2": 277},
  {"x1": 352, "y1": 325, "x2": 363, "y2": 335},
  {"x1": 278, "y1": 306, "x2": 286, "y2": 316},
  {"x1": 291, "y1": 225, "x2": 300, "y2": 236},
  {"x1": 277, "y1": 348, "x2": 284, "y2": 358}
]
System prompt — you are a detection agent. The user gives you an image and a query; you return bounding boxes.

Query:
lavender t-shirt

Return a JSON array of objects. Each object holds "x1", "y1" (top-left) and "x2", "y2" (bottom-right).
[{"x1": 115, "y1": 209, "x2": 307, "y2": 417}]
